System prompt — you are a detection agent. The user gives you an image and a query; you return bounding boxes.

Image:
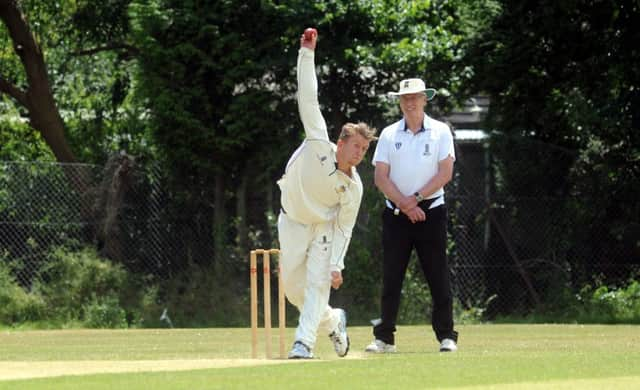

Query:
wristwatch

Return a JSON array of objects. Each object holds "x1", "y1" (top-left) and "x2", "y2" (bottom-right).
[{"x1": 414, "y1": 192, "x2": 425, "y2": 202}]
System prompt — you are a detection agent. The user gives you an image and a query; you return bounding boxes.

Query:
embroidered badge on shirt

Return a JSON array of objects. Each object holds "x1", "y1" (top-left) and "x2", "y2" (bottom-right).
[
  {"x1": 317, "y1": 154, "x2": 328, "y2": 165},
  {"x1": 395, "y1": 142, "x2": 402, "y2": 150},
  {"x1": 423, "y1": 143, "x2": 431, "y2": 156},
  {"x1": 335, "y1": 185, "x2": 347, "y2": 194}
]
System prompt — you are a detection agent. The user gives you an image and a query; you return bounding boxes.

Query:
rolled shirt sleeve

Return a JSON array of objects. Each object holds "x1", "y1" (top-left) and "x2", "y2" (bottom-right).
[
  {"x1": 371, "y1": 128, "x2": 390, "y2": 166},
  {"x1": 438, "y1": 125, "x2": 456, "y2": 161}
]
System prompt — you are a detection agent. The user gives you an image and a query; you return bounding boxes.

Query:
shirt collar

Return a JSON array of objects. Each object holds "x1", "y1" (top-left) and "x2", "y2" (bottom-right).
[{"x1": 401, "y1": 116, "x2": 429, "y2": 133}]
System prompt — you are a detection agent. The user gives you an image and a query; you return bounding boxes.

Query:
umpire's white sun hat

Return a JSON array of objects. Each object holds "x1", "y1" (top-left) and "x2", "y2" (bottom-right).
[{"x1": 388, "y1": 78, "x2": 437, "y2": 100}]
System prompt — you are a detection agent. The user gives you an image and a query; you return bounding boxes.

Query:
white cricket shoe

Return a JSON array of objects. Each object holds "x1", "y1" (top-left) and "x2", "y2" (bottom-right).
[
  {"x1": 288, "y1": 341, "x2": 314, "y2": 359},
  {"x1": 364, "y1": 339, "x2": 397, "y2": 353},
  {"x1": 439, "y1": 338, "x2": 458, "y2": 352},
  {"x1": 328, "y1": 308, "x2": 350, "y2": 357}
]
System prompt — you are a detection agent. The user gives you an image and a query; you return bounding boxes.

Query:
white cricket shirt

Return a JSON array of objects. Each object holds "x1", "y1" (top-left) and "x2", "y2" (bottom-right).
[
  {"x1": 372, "y1": 116, "x2": 455, "y2": 209},
  {"x1": 277, "y1": 47, "x2": 363, "y2": 272}
]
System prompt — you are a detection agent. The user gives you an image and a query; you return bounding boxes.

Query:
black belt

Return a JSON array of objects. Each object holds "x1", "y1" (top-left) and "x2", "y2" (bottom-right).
[{"x1": 387, "y1": 196, "x2": 441, "y2": 215}]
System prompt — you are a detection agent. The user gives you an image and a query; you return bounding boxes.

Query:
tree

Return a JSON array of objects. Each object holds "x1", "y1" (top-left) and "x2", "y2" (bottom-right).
[
  {"x1": 1, "y1": 0, "x2": 148, "y2": 164},
  {"x1": 2, "y1": 0, "x2": 151, "y2": 260},
  {"x1": 0, "y1": 0, "x2": 76, "y2": 163},
  {"x1": 467, "y1": 0, "x2": 639, "y2": 191},
  {"x1": 464, "y1": 0, "x2": 640, "y2": 309}
]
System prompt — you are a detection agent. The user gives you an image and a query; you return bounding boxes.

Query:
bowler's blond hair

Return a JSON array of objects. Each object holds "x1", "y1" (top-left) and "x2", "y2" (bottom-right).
[{"x1": 339, "y1": 122, "x2": 377, "y2": 142}]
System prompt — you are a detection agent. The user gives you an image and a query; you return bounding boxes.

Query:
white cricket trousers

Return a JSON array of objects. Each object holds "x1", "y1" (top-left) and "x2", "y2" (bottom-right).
[{"x1": 277, "y1": 211, "x2": 341, "y2": 349}]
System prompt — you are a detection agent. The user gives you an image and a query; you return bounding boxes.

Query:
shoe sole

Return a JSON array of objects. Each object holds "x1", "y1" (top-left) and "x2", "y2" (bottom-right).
[
  {"x1": 365, "y1": 347, "x2": 396, "y2": 353},
  {"x1": 365, "y1": 345, "x2": 397, "y2": 353},
  {"x1": 337, "y1": 336, "x2": 350, "y2": 357},
  {"x1": 334, "y1": 334, "x2": 350, "y2": 357}
]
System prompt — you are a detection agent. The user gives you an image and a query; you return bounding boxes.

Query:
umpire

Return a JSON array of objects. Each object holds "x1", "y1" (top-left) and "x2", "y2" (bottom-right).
[{"x1": 365, "y1": 78, "x2": 458, "y2": 353}]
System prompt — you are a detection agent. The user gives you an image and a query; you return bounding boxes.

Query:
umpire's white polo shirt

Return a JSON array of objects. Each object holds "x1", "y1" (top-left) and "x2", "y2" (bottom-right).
[{"x1": 372, "y1": 115, "x2": 455, "y2": 209}]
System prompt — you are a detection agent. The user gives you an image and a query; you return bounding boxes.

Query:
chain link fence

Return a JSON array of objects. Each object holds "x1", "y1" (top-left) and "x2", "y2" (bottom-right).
[
  {"x1": 448, "y1": 132, "x2": 639, "y2": 316},
  {"x1": 1, "y1": 135, "x2": 638, "y2": 322},
  {"x1": 0, "y1": 161, "x2": 96, "y2": 289},
  {"x1": 0, "y1": 156, "x2": 222, "y2": 286}
]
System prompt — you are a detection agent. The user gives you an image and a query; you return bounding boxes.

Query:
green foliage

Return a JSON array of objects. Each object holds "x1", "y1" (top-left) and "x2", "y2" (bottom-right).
[
  {"x1": 149, "y1": 263, "x2": 248, "y2": 328},
  {"x1": 465, "y1": 0, "x2": 639, "y2": 291},
  {"x1": 341, "y1": 0, "x2": 483, "y2": 110},
  {"x1": 83, "y1": 295, "x2": 128, "y2": 328},
  {"x1": 495, "y1": 278, "x2": 640, "y2": 324},
  {"x1": 1, "y1": 0, "x2": 148, "y2": 165},
  {"x1": 455, "y1": 294, "x2": 496, "y2": 324},
  {"x1": 0, "y1": 261, "x2": 46, "y2": 324},
  {"x1": 133, "y1": 284, "x2": 163, "y2": 327},
  {"x1": 393, "y1": 257, "x2": 491, "y2": 325},
  {"x1": 576, "y1": 279, "x2": 640, "y2": 324},
  {"x1": 0, "y1": 118, "x2": 54, "y2": 161},
  {"x1": 129, "y1": 0, "x2": 293, "y2": 173},
  {"x1": 398, "y1": 259, "x2": 433, "y2": 324},
  {"x1": 33, "y1": 247, "x2": 129, "y2": 325},
  {"x1": 57, "y1": 53, "x2": 150, "y2": 163}
]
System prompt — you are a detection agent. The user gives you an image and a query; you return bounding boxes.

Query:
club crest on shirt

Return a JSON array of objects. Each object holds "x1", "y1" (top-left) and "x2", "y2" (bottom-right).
[
  {"x1": 395, "y1": 142, "x2": 402, "y2": 150},
  {"x1": 335, "y1": 185, "x2": 347, "y2": 194},
  {"x1": 317, "y1": 154, "x2": 328, "y2": 165},
  {"x1": 423, "y1": 143, "x2": 431, "y2": 156}
]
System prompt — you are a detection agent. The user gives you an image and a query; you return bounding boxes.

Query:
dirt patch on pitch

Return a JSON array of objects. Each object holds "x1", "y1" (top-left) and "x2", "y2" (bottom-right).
[{"x1": 0, "y1": 359, "x2": 300, "y2": 381}]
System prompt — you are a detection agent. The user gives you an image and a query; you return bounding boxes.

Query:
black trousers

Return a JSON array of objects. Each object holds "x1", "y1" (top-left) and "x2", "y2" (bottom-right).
[{"x1": 373, "y1": 204, "x2": 458, "y2": 345}]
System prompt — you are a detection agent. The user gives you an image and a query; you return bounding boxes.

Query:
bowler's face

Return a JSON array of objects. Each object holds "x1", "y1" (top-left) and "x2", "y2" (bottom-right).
[
  {"x1": 399, "y1": 93, "x2": 427, "y2": 115},
  {"x1": 337, "y1": 133, "x2": 371, "y2": 168}
]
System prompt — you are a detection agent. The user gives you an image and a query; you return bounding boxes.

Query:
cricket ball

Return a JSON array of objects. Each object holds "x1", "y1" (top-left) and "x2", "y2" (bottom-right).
[{"x1": 304, "y1": 28, "x2": 317, "y2": 41}]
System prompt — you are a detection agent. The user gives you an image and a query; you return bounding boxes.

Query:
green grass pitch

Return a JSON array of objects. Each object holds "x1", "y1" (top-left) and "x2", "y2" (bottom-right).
[{"x1": 0, "y1": 324, "x2": 639, "y2": 389}]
